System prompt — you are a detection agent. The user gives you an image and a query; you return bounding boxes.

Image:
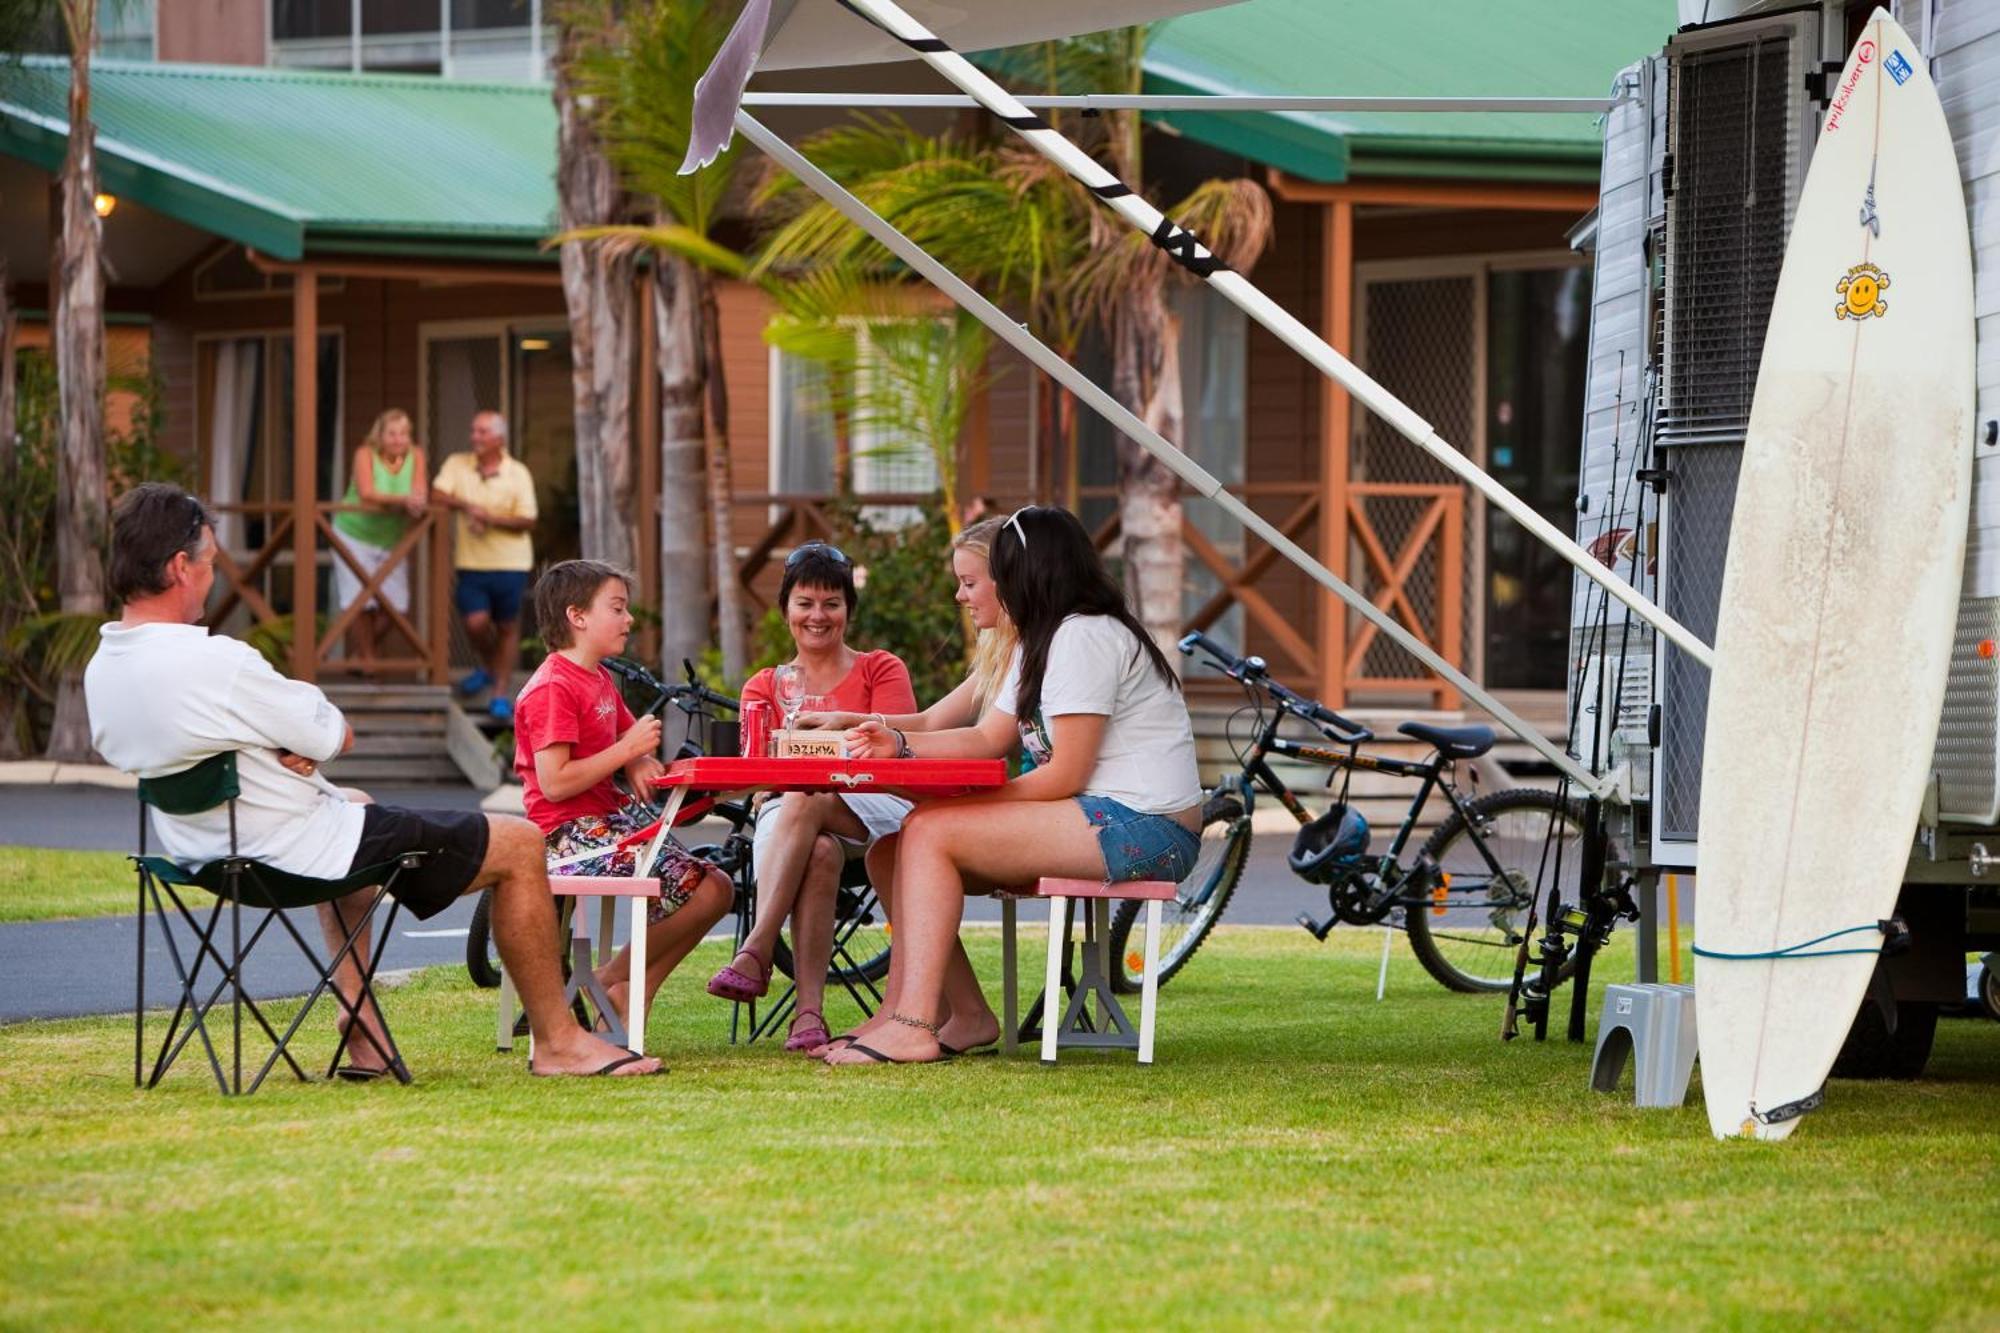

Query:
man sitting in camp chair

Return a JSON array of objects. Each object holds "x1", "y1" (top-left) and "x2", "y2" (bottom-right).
[{"x1": 84, "y1": 482, "x2": 660, "y2": 1079}]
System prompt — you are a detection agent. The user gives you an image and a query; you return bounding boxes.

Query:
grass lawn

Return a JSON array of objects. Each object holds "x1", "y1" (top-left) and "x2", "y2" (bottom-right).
[
  {"x1": 1, "y1": 928, "x2": 1996, "y2": 1329},
  {"x1": 0, "y1": 846, "x2": 138, "y2": 923}
]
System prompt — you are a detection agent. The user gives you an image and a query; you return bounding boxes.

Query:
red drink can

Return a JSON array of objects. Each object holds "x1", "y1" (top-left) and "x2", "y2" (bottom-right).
[{"x1": 740, "y1": 700, "x2": 772, "y2": 758}]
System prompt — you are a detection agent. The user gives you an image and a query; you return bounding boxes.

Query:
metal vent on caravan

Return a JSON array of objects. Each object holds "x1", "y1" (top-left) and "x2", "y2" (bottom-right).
[{"x1": 1653, "y1": 11, "x2": 1816, "y2": 851}]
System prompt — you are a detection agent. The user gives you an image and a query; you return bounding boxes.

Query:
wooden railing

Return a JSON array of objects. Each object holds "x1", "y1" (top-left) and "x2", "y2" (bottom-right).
[
  {"x1": 206, "y1": 501, "x2": 453, "y2": 684},
  {"x1": 1077, "y1": 479, "x2": 1464, "y2": 707}
]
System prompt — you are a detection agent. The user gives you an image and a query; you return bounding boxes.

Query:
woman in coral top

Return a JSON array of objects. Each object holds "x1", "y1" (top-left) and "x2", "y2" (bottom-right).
[{"x1": 706, "y1": 542, "x2": 918, "y2": 1053}]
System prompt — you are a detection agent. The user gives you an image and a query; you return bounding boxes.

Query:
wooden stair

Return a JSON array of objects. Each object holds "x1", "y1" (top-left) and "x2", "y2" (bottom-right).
[{"x1": 319, "y1": 684, "x2": 500, "y2": 789}]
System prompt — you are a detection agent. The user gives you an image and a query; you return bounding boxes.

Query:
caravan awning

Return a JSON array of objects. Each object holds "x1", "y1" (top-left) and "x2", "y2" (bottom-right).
[
  {"x1": 1143, "y1": 0, "x2": 1677, "y2": 183},
  {"x1": 0, "y1": 58, "x2": 559, "y2": 261}
]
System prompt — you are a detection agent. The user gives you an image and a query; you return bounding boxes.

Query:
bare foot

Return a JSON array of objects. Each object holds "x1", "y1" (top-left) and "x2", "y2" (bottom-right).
[
  {"x1": 336, "y1": 1015, "x2": 396, "y2": 1075},
  {"x1": 530, "y1": 1029, "x2": 662, "y2": 1077},
  {"x1": 823, "y1": 1019, "x2": 944, "y2": 1066},
  {"x1": 936, "y1": 1010, "x2": 1000, "y2": 1055}
]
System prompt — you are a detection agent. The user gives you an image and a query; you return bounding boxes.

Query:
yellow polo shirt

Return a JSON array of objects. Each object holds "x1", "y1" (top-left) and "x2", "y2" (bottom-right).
[{"x1": 434, "y1": 451, "x2": 538, "y2": 572}]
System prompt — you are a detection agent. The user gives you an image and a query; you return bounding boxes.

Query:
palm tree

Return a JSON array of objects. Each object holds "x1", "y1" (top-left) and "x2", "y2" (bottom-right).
[
  {"x1": 754, "y1": 31, "x2": 1271, "y2": 655},
  {"x1": 45, "y1": 0, "x2": 108, "y2": 760},
  {"x1": 551, "y1": 7, "x2": 638, "y2": 572},
  {"x1": 565, "y1": 0, "x2": 751, "y2": 679}
]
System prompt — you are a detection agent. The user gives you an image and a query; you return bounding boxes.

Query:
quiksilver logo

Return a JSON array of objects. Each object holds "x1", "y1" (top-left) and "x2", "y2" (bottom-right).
[{"x1": 1825, "y1": 39, "x2": 1875, "y2": 132}]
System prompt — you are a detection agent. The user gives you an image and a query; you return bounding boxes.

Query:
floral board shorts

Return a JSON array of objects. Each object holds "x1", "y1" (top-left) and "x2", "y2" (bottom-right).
[
  {"x1": 1077, "y1": 794, "x2": 1202, "y2": 884},
  {"x1": 544, "y1": 804, "x2": 709, "y2": 925}
]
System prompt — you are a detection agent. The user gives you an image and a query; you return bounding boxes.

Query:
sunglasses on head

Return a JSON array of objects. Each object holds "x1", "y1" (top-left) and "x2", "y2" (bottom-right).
[
  {"x1": 1005, "y1": 507, "x2": 1031, "y2": 551},
  {"x1": 785, "y1": 541, "x2": 851, "y2": 570}
]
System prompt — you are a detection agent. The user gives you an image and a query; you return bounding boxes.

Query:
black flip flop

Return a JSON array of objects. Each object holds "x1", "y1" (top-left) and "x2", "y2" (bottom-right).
[
  {"x1": 939, "y1": 1041, "x2": 998, "y2": 1058},
  {"x1": 837, "y1": 1042, "x2": 951, "y2": 1065},
  {"x1": 333, "y1": 1065, "x2": 391, "y2": 1083},
  {"x1": 528, "y1": 1053, "x2": 664, "y2": 1078}
]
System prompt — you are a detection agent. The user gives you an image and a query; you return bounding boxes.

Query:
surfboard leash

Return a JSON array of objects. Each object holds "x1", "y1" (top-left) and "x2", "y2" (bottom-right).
[{"x1": 1692, "y1": 916, "x2": 1910, "y2": 961}]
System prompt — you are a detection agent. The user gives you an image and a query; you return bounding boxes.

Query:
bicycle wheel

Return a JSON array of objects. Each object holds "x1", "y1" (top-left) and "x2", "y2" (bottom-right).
[
  {"x1": 1106, "y1": 788, "x2": 1252, "y2": 994},
  {"x1": 1405, "y1": 787, "x2": 1587, "y2": 993},
  {"x1": 465, "y1": 887, "x2": 502, "y2": 989}
]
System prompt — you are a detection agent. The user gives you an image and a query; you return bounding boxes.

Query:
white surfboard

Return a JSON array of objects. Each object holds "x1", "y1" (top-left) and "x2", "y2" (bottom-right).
[{"x1": 1694, "y1": 9, "x2": 1974, "y2": 1141}]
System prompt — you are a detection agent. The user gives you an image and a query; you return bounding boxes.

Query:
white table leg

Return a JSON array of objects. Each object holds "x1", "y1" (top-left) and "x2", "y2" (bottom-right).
[
  {"x1": 496, "y1": 966, "x2": 517, "y2": 1052},
  {"x1": 1040, "y1": 896, "x2": 1066, "y2": 1065},
  {"x1": 1139, "y1": 899, "x2": 1162, "y2": 1065},
  {"x1": 1002, "y1": 897, "x2": 1018, "y2": 1054},
  {"x1": 627, "y1": 897, "x2": 648, "y2": 1055},
  {"x1": 597, "y1": 897, "x2": 615, "y2": 970}
]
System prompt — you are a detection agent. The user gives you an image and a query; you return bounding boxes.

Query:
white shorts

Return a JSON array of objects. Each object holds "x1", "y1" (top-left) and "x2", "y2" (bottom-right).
[
  {"x1": 751, "y1": 791, "x2": 912, "y2": 865},
  {"x1": 332, "y1": 531, "x2": 411, "y2": 614}
]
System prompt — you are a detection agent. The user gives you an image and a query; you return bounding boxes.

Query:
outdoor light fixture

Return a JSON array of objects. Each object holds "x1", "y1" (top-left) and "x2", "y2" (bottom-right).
[
  {"x1": 92, "y1": 193, "x2": 116, "y2": 218},
  {"x1": 518, "y1": 337, "x2": 551, "y2": 351}
]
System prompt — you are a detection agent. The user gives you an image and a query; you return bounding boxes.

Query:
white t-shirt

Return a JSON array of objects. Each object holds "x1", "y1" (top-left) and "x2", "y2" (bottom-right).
[
  {"x1": 84, "y1": 622, "x2": 366, "y2": 879},
  {"x1": 993, "y1": 614, "x2": 1202, "y2": 815}
]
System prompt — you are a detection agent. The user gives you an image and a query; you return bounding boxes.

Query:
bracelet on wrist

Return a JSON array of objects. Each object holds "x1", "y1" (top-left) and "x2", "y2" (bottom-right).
[{"x1": 892, "y1": 728, "x2": 914, "y2": 759}]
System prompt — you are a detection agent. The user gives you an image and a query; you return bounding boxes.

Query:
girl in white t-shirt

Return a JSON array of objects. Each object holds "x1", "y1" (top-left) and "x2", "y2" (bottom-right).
[{"x1": 826, "y1": 505, "x2": 1202, "y2": 1066}]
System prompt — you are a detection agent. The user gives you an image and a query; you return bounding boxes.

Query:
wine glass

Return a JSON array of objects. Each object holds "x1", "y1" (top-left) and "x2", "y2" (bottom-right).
[{"x1": 773, "y1": 664, "x2": 805, "y2": 737}]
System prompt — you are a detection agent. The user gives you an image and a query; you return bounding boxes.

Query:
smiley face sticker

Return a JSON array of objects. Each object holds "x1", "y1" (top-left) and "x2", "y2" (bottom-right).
[{"x1": 1835, "y1": 262, "x2": 1891, "y2": 320}]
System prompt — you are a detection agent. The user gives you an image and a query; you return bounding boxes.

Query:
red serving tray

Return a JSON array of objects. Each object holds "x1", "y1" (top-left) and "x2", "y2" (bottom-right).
[{"x1": 651, "y1": 755, "x2": 1006, "y2": 797}]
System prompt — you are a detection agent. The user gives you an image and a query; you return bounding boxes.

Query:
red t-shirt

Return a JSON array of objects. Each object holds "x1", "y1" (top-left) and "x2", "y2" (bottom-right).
[
  {"x1": 740, "y1": 649, "x2": 919, "y2": 723},
  {"x1": 513, "y1": 652, "x2": 638, "y2": 831}
]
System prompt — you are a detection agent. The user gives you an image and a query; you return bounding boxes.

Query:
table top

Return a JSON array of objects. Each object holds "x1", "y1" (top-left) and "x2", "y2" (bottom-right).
[{"x1": 651, "y1": 755, "x2": 1008, "y2": 798}]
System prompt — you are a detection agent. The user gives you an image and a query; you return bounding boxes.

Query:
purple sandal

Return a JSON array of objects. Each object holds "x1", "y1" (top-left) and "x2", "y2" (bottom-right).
[
  {"x1": 784, "y1": 1009, "x2": 830, "y2": 1053},
  {"x1": 705, "y1": 951, "x2": 769, "y2": 1003}
]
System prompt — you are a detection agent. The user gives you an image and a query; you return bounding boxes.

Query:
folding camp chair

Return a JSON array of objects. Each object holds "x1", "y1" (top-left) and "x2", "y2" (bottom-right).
[{"x1": 131, "y1": 752, "x2": 428, "y2": 1094}]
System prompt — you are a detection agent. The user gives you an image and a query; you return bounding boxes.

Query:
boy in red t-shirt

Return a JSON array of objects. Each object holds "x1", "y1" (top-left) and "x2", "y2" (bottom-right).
[{"x1": 513, "y1": 560, "x2": 731, "y2": 1037}]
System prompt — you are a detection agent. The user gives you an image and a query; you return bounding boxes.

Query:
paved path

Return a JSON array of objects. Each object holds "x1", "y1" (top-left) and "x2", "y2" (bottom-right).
[{"x1": 1, "y1": 784, "x2": 1694, "y2": 1022}]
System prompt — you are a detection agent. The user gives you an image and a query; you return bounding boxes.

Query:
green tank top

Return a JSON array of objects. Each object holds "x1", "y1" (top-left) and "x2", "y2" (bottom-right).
[{"x1": 334, "y1": 448, "x2": 416, "y2": 549}]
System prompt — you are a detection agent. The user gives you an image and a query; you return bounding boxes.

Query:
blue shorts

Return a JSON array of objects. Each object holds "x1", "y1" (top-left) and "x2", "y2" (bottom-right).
[
  {"x1": 455, "y1": 569, "x2": 529, "y2": 623},
  {"x1": 1077, "y1": 794, "x2": 1201, "y2": 883}
]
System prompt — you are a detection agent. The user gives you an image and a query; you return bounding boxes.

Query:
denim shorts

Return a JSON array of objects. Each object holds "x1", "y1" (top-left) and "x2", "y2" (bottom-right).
[
  {"x1": 1077, "y1": 794, "x2": 1202, "y2": 883},
  {"x1": 455, "y1": 569, "x2": 529, "y2": 622}
]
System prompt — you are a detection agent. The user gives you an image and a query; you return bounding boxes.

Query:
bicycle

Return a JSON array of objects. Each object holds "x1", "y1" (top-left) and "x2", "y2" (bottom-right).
[
  {"x1": 1103, "y1": 633, "x2": 1589, "y2": 995},
  {"x1": 464, "y1": 658, "x2": 892, "y2": 1011}
]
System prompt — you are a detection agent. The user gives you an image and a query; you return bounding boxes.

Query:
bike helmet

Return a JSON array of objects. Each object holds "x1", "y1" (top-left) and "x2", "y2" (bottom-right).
[{"x1": 1288, "y1": 803, "x2": 1370, "y2": 884}]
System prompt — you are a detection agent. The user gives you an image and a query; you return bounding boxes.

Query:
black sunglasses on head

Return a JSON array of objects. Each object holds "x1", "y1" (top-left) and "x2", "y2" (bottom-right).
[{"x1": 785, "y1": 541, "x2": 851, "y2": 569}]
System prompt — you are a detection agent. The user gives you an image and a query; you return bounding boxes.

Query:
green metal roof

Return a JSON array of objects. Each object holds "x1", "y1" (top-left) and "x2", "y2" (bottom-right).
[
  {"x1": 0, "y1": 57, "x2": 559, "y2": 261},
  {"x1": 1144, "y1": 0, "x2": 1679, "y2": 183}
]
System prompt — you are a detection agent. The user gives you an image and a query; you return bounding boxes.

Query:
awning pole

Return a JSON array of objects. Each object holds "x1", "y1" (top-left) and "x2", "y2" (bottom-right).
[
  {"x1": 831, "y1": 0, "x2": 1713, "y2": 673},
  {"x1": 740, "y1": 93, "x2": 1621, "y2": 113},
  {"x1": 735, "y1": 111, "x2": 1607, "y2": 796}
]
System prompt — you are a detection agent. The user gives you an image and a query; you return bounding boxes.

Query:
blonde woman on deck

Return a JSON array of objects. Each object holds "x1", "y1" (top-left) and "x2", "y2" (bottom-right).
[{"x1": 332, "y1": 409, "x2": 427, "y2": 666}]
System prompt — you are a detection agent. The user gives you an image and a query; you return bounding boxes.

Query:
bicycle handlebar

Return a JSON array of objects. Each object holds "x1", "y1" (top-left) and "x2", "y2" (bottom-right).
[
  {"x1": 1177, "y1": 632, "x2": 1373, "y2": 743},
  {"x1": 603, "y1": 657, "x2": 739, "y2": 716}
]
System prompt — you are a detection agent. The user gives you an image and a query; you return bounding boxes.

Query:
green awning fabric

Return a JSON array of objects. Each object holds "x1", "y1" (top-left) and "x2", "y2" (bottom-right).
[
  {"x1": 0, "y1": 57, "x2": 559, "y2": 260},
  {"x1": 1144, "y1": 0, "x2": 1678, "y2": 183}
]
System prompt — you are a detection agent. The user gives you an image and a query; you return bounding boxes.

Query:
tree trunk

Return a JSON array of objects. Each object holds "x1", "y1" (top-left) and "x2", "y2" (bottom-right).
[
  {"x1": 697, "y1": 270, "x2": 747, "y2": 680},
  {"x1": 46, "y1": 18, "x2": 107, "y2": 763},
  {"x1": 652, "y1": 254, "x2": 711, "y2": 682},
  {"x1": 1110, "y1": 288, "x2": 1186, "y2": 667},
  {"x1": 554, "y1": 26, "x2": 636, "y2": 571},
  {"x1": 0, "y1": 256, "x2": 24, "y2": 760}
]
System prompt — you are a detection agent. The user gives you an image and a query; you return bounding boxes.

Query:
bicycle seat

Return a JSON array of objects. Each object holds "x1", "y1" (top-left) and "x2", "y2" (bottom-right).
[{"x1": 1398, "y1": 721, "x2": 1495, "y2": 759}]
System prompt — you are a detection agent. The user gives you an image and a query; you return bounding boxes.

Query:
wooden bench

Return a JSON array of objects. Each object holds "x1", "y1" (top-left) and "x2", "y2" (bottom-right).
[
  {"x1": 497, "y1": 876, "x2": 662, "y2": 1056},
  {"x1": 998, "y1": 877, "x2": 1176, "y2": 1065}
]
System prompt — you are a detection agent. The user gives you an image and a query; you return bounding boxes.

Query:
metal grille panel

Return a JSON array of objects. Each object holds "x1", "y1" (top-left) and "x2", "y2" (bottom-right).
[
  {"x1": 1658, "y1": 443, "x2": 1742, "y2": 840},
  {"x1": 1659, "y1": 32, "x2": 1799, "y2": 445}
]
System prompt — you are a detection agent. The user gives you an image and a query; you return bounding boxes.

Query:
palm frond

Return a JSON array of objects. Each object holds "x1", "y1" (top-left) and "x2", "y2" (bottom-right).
[
  {"x1": 8, "y1": 609, "x2": 101, "y2": 677},
  {"x1": 548, "y1": 222, "x2": 749, "y2": 280}
]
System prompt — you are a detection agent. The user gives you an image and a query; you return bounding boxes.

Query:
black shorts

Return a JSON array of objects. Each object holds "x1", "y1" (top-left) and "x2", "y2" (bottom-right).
[{"x1": 347, "y1": 805, "x2": 491, "y2": 920}]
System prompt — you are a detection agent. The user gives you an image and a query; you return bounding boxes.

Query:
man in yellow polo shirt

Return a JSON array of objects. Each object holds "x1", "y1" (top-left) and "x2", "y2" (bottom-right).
[{"x1": 433, "y1": 410, "x2": 537, "y2": 722}]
